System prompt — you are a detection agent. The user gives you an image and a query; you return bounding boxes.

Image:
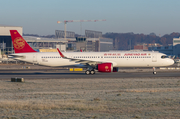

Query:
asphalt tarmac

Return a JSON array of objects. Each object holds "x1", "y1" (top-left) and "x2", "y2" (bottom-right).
[{"x1": 0, "y1": 68, "x2": 180, "y2": 79}]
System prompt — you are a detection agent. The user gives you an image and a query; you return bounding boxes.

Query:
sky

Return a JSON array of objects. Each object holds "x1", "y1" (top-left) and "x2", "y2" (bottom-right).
[{"x1": 1, "y1": 0, "x2": 180, "y2": 36}]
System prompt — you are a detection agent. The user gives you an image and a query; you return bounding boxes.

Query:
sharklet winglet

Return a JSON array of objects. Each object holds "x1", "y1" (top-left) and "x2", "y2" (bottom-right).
[{"x1": 57, "y1": 48, "x2": 65, "y2": 58}]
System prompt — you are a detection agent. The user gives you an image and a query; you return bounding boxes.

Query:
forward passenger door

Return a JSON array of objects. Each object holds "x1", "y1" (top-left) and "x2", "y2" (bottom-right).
[{"x1": 152, "y1": 53, "x2": 157, "y2": 62}]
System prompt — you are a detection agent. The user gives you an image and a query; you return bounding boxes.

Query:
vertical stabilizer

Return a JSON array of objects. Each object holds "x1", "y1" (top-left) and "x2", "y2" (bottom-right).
[{"x1": 10, "y1": 30, "x2": 37, "y2": 53}]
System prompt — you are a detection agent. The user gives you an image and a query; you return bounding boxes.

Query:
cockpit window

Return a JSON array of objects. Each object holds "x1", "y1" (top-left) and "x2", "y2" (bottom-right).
[{"x1": 161, "y1": 55, "x2": 169, "y2": 59}]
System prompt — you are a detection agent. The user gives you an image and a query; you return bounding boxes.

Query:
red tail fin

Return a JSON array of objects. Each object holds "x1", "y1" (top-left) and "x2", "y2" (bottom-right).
[{"x1": 10, "y1": 30, "x2": 37, "y2": 53}]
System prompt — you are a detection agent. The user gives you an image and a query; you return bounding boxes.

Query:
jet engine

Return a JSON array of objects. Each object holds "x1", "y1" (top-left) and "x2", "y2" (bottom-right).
[
  {"x1": 97, "y1": 63, "x2": 112, "y2": 72},
  {"x1": 97, "y1": 63, "x2": 118, "y2": 72}
]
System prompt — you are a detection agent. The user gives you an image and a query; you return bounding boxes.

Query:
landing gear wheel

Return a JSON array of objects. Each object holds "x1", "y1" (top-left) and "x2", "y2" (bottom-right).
[
  {"x1": 153, "y1": 72, "x2": 157, "y2": 75},
  {"x1": 153, "y1": 67, "x2": 156, "y2": 75},
  {"x1": 90, "y1": 70, "x2": 95, "y2": 75},
  {"x1": 85, "y1": 70, "x2": 90, "y2": 75}
]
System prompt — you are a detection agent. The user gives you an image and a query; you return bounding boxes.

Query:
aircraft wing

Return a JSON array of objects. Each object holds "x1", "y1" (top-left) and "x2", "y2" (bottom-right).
[{"x1": 57, "y1": 48, "x2": 103, "y2": 65}]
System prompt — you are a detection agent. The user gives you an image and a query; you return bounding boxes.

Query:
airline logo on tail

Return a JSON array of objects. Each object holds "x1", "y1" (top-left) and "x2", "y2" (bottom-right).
[
  {"x1": 13, "y1": 37, "x2": 25, "y2": 50},
  {"x1": 10, "y1": 30, "x2": 37, "y2": 53}
]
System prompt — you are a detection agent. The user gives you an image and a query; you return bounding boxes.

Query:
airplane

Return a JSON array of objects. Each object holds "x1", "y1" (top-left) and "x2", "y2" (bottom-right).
[{"x1": 9, "y1": 30, "x2": 174, "y2": 75}]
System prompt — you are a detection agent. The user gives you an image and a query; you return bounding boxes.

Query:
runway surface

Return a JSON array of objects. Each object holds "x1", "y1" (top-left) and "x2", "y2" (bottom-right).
[{"x1": 0, "y1": 69, "x2": 180, "y2": 79}]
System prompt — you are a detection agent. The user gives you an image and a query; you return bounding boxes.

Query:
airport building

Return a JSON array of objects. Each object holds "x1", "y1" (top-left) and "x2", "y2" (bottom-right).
[
  {"x1": 67, "y1": 37, "x2": 113, "y2": 52},
  {"x1": 0, "y1": 25, "x2": 22, "y2": 54},
  {"x1": 24, "y1": 36, "x2": 67, "y2": 52},
  {"x1": 0, "y1": 25, "x2": 113, "y2": 54},
  {"x1": 24, "y1": 37, "x2": 113, "y2": 52},
  {"x1": 149, "y1": 45, "x2": 173, "y2": 55},
  {"x1": 55, "y1": 30, "x2": 75, "y2": 38},
  {"x1": 173, "y1": 37, "x2": 180, "y2": 57},
  {"x1": 55, "y1": 29, "x2": 113, "y2": 52},
  {"x1": 24, "y1": 33, "x2": 113, "y2": 52},
  {"x1": 134, "y1": 44, "x2": 148, "y2": 50},
  {"x1": 148, "y1": 37, "x2": 180, "y2": 57}
]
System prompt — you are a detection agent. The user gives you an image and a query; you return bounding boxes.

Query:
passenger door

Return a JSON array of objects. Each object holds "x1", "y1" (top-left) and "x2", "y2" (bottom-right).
[{"x1": 152, "y1": 53, "x2": 157, "y2": 62}]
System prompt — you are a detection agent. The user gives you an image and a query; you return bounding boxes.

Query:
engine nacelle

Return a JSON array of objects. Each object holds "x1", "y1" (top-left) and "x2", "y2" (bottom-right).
[{"x1": 97, "y1": 63, "x2": 113, "y2": 72}]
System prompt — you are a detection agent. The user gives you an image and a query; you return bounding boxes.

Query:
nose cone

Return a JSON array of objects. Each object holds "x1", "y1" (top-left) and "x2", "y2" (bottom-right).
[{"x1": 167, "y1": 59, "x2": 174, "y2": 66}]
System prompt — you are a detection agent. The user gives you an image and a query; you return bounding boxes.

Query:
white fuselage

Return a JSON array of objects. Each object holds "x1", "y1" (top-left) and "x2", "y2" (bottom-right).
[{"x1": 10, "y1": 51, "x2": 174, "y2": 67}]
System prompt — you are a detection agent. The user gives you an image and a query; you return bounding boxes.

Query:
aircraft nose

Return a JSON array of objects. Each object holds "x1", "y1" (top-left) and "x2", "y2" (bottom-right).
[{"x1": 168, "y1": 59, "x2": 174, "y2": 65}]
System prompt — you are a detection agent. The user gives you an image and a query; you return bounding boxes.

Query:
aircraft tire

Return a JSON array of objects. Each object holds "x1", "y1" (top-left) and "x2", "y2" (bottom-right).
[
  {"x1": 90, "y1": 70, "x2": 95, "y2": 75},
  {"x1": 85, "y1": 70, "x2": 90, "y2": 75}
]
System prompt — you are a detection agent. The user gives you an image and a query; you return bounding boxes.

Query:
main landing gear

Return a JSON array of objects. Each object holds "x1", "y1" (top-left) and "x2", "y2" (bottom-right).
[
  {"x1": 85, "y1": 69, "x2": 95, "y2": 75},
  {"x1": 153, "y1": 67, "x2": 156, "y2": 75}
]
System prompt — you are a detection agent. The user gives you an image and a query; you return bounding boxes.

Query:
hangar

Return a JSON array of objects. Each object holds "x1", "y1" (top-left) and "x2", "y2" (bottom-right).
[{"x1": 0, "y1": 25, "x2": 22, "y2": 54}]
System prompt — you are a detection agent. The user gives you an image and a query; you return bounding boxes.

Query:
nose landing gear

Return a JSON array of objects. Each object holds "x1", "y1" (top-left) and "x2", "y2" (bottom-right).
[{"x1": 153, "y1": 67, "x2": 156, "y2": 75}]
